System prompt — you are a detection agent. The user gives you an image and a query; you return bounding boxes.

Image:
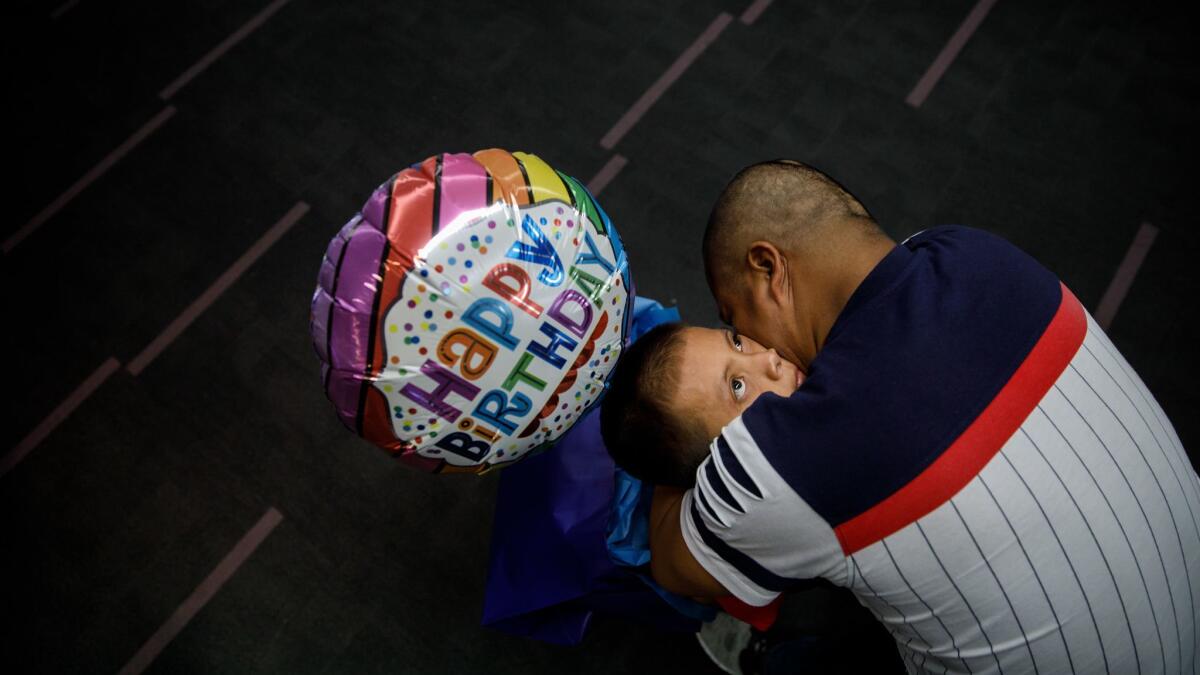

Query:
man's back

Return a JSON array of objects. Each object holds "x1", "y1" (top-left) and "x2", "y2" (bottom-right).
[
  {"x1": 845, "y1": 307, "x2": 1198, "y2": 673},
  {"x1": 682, "y1": 227, "x2": 1199, "y2": 673}
]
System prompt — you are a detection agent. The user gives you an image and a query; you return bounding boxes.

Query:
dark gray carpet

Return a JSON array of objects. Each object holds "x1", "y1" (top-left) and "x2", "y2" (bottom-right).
[{"x1": 4, "y1": 0, "x2": 1196, "y2": 672}]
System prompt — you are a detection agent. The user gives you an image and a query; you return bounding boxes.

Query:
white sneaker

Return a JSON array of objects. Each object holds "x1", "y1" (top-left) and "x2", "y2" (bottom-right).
[{"x1": 696, "y1": 612, "x2": 752, "y2": 675}]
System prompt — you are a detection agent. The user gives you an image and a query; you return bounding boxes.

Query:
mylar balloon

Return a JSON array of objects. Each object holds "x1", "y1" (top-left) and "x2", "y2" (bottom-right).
[{"x1": 310, "y1": 150, "x2": 634, "y2": 473}]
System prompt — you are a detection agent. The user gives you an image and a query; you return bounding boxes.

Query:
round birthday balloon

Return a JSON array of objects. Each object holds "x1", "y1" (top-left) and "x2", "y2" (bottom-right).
[{"x1": 310, "y1": 150, "x2": 634, "y2": 474}]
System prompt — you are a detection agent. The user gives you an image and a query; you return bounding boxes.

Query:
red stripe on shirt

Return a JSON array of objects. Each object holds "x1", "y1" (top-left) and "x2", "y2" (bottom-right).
[
  {"x1": 718, "y1": 595, "x2": 783, "y2": 631},
  {"x1": 834, "y1": 283, "x2": 1087, "y2": 555}
]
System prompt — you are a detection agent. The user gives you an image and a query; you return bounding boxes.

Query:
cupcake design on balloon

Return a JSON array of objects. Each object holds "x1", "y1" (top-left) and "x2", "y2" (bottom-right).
[{"x1": 311, "y1": 150, "x2": 633, "y2": 474}]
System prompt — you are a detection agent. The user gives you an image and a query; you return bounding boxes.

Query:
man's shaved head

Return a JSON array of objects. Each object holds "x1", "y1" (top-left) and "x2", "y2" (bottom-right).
[
  {"x1": 702, "y1": 160, "x2": 895, "y2": 370},
  {"x1": 703, "y1": 160, "x2": 885, "y2": 291}
]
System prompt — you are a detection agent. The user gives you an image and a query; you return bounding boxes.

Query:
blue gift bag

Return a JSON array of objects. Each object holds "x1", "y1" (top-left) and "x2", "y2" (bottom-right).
[{"x1": 481, "y1": 298, "x2": 716, "y2": 644}]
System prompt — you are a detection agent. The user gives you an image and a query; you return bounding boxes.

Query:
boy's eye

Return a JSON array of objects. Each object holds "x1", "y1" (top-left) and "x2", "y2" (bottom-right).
[
  {"x1": 732, "y1": 333, "x2": 744, "y2": 352},
  {"x1": 730, "y1": 376, "x2": 747, "y2": 401}
]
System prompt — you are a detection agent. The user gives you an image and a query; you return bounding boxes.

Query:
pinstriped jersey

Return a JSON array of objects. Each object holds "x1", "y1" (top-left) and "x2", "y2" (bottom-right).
[{"x1": 681, "y1": 226, "x2": 1199, "y2": 674}]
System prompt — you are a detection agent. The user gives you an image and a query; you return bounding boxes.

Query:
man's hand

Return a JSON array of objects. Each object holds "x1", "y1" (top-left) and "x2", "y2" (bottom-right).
[{"x1": 648, "y1": 485, "x2": 730, "y2": 599}]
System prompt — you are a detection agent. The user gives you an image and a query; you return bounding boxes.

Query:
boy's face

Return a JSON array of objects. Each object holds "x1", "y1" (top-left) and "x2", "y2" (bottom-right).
[{"x1": 675, "y1": 327, "x2": 806, "y2": 442}]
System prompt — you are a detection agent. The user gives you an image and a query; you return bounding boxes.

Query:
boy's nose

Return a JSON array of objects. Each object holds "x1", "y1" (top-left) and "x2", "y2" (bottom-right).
[{"x1": 760, "y1": 349, "x2": 784, "y2": 379}]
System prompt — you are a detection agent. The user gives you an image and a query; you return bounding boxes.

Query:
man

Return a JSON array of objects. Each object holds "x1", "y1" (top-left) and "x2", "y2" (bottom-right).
[{"x1": 632, "y1": 160, "x2": 1199, "y2": 673}]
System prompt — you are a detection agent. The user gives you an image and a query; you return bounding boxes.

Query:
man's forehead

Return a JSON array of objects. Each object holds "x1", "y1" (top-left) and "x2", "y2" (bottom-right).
[
  {"x1": 717, "y1": 304, "x2": 731, "y2": 326},
  {"x1": 713, "y1": 286, "x2": 742, "y2": 325},
  {"x1": 706, "y1": 255, "x2": 743, "y2": 297},
  {"x1": 717, "y1": 304, "x2": 741, "y2": 332}
]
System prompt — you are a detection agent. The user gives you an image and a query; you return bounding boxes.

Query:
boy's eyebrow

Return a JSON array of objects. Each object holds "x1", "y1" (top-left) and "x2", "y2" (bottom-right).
[{"x1": 717, "y1": 330, "x2": 737, "y2": 403}]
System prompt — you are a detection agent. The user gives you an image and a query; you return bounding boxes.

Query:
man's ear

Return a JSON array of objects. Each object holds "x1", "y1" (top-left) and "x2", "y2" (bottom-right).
[{"x1": 746, "y1": 241, "x2": 789, "y2": 303}]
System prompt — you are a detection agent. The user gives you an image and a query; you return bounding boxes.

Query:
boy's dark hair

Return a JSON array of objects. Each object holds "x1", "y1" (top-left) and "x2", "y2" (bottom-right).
[{"x1": 600, "y1": 322, "x2": 710, "y2": 487}]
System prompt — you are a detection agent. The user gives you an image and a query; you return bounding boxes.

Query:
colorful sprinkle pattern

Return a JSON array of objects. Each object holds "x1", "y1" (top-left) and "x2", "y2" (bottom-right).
[{"x1": 311, "y1": 150, "x2": 634, "y2": 474}]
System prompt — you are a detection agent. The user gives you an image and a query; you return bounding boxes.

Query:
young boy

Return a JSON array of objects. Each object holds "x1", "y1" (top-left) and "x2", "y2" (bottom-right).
[
  {"x1": 600, "y1": 322, "x2": 904, "y2": 674},
  {"x1": 600, "y1": 322, "x2": 805, "y2": 488}
]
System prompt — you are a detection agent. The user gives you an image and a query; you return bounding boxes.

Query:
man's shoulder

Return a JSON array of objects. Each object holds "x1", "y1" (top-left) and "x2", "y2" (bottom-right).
[
  {"x1": 683, "y1": 417, "x2": 851, "y2": 602},
  {"x1": 905, "y1": 225, "x2": 1040, "y2": 268},
  {"x1": 738, "y1": 224, "x2": 1066, "y2": 528}
]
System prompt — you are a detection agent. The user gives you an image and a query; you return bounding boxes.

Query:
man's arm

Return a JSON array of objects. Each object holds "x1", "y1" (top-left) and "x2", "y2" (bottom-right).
[{"x1": 648, "y1": 485, "x2": 730, "y2": 599}]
